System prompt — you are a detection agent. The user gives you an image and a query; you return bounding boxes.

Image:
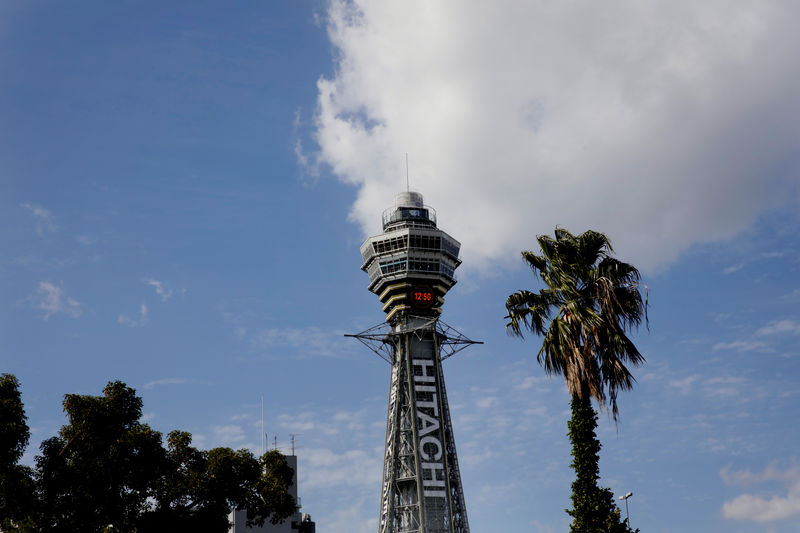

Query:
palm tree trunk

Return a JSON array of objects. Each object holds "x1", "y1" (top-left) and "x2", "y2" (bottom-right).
[{"x1": 566, "y1": 388, "x2": 631, "y2": 532}]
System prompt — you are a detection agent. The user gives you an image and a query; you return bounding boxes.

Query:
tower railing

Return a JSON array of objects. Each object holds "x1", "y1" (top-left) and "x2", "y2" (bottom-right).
[{"x1": 382, "y1": 205, "x2": 438, "y2": 229}]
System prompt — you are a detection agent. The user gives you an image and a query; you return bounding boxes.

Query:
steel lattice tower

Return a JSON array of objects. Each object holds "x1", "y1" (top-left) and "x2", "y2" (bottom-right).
[{"x1": 348, "y1": 191, "x2": 479, "y2": 533}]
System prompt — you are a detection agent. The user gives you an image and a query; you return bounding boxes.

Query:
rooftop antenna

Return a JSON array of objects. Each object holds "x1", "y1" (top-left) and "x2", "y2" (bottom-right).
[
  {"x1": 405, "y1": 153, "x2": 409, "y2": 192},
  {"x1": 290, "y1": 434, "x2": 298, "y2": 455},
  {"x1": 273, "y1": 435, "x2": 278, "y2": 450},
  {"x1": 260, "y1": 394, "x2": 264, "y2": 455}
]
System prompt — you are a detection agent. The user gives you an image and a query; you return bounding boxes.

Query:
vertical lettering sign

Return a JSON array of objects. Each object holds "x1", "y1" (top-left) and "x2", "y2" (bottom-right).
[{"x1": 412, "y1": 358, "x2": 447, "y2": 499}]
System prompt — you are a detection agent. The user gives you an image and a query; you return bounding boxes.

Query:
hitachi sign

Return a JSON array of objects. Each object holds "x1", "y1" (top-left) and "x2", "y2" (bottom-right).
[{"x1": 413, "y1": 358, "x2": 447, "y2": 499}]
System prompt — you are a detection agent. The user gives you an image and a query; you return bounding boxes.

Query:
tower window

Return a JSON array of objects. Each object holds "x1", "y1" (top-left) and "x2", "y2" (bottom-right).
[
  {"x1": 380, "y1": 259, "x2": 408, "y2": 275},
  {"x1": 373, "y1": 235, "x2": 408, "y2": 254},
  {"x1": 409, "y1": 234, "x2": 442, "y2": 251}
]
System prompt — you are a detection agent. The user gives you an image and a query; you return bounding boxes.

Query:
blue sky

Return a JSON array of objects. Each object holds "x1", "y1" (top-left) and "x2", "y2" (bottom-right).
[{"x1": 2, "y1": 1, "x2": 800, "y2": 532}]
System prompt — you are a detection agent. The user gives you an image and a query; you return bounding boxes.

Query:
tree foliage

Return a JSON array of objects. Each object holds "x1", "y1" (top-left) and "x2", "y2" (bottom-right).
[
  {"x1": 0, "y1": 377, "x2": 296, "y2": 532},
  {"x1": 505, "y1": 228, "x2": 647, "y2": 419},
  {"x1": 505, "y1": 228, "x2": 647, "y2": 531},
  {"x1": 0, "y1": 374, "x2": 36, "y2": 532}
]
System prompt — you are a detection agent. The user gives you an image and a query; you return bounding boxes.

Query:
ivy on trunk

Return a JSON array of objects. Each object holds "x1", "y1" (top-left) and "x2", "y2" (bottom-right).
[{"x1": 567, "y1": 393, "x2": 636, "y2": 533}]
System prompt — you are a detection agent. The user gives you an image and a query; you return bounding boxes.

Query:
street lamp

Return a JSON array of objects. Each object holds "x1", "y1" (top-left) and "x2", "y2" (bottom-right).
[{"x1": 617, "y1": 492, "x2": 633, "y2": 527}]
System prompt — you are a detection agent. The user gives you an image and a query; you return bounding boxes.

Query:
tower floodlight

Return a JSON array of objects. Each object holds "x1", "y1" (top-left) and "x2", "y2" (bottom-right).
[{"x1": 349, "y1": 191, "x2": 477, "y2": 533}]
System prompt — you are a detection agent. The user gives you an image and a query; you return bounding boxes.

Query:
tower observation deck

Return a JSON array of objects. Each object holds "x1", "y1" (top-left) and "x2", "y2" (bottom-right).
[{"x1": 349, "y1": 191, "x2": 478, "y2": 533}]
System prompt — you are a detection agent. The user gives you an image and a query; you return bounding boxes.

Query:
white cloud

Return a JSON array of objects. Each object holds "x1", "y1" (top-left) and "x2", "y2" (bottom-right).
[
  {"x1": 30, "y1": 281, "x2": 81, "y2": 319},
  {"x1": 703, "y1": 375, "x2": 748, "y2": 398},
  {"x1": 757, "y1": 319, "x2": 800, "y2": 336},
  {"x1": 514, "y1": 374, "x2": 544, "y2": 391},
  {"x1": 250, "y1": 326, "x2": 356, "y2": 358},
  {"x1": 531, "y1": 520, "x2": 556, "y2": 533},
  {"x1": 277, "y1": 407, "x2": 373, "y2": 437},
  {"x1": 311, "y1": 0, "x2": 800, "y2": 273},
  {"x1": 210, "y1": 424, "x2": 252, "y2": 449},
  {"x1": 668, "y1": 374, "x2": 699, "y2": 394},
  {"x1": 300, "y1": 446, "x2": 382, "y2": 491},
  {"x1": 118, "y1": 303, "x2": 148, "y2": 327},
  {"x1": 144, "y1": 278, "x2": 173, "y2": 301},
  {"x1": 322, "y1": 497, "x2": 375, "y2": 533},
  {"x1": 721, "y1": 461, "x2": 800, "y2": 487},
  {"x1": 21, "y1": 202, "x2": 58, "y2": 236},
  {"x1": 712, "y1": 340, "x2": 769, "y2": 352},
  {"x1": 142, "y1": 377, "x2": 187, "y2": 390},
  {"x1": 722, "y1": 462, "x2": 800, "y2": 523},
  {"x1": 272, "y1": 407, "x2": 383, "y2": 493},
  {"x1": 722, "y1": 263, "x2": 744, "y2": 275}
]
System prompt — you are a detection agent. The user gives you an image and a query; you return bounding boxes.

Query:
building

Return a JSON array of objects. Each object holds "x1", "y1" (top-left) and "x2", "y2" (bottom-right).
[
  {"x1": 351, "y1": 191, "x2": 477, "y2": 533},
  {"x1": 228, "y1": 454, "x2": 315, "y2": 533}
]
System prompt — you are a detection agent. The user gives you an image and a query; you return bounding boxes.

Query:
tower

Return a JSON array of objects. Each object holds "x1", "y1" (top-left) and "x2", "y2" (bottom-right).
[{"x1": 349, "y1": 191, "x2": 479, "y2": 533}]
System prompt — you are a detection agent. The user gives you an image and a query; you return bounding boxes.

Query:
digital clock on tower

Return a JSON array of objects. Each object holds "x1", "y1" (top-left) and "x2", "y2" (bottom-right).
[{"x1": 410, "y1": 285, "x2": 434, "y2": 309}]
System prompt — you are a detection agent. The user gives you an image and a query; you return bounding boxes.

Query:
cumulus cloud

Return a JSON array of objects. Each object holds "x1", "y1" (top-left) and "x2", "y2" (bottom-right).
[
  {"x1": 21, "y1": 203, "x2": 58, "y2": 236},
  {"x1": 310, "y1": 0, "x2": 800, "y2": 273},
  {"x1": 30, "y1": 281, "x2": 81, "y2": 319},
  {"x1": 722, "y1": 462, "x2": 800, "y2": 523}
]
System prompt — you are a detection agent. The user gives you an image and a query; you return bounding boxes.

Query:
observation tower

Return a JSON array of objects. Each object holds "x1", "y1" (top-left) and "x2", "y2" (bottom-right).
[{"x1": 348, "y1": 191, "x2": 479, "y2": 533}]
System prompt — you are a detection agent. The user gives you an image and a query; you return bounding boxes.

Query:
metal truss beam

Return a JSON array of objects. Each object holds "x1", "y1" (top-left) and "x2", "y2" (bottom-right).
[{"x1": 345, "y1": 317, "x2": 482, "y2": 365}]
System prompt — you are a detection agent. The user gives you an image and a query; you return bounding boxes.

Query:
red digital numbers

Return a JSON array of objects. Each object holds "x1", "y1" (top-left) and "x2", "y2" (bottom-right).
[{"x1": 410, "y1": 286, "x2": 434, "y2": 308}]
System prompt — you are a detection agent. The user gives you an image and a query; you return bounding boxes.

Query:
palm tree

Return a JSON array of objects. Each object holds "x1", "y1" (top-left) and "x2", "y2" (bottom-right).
[{"x1": 505, "y1": 228, "x2": 647, "y2": 532}]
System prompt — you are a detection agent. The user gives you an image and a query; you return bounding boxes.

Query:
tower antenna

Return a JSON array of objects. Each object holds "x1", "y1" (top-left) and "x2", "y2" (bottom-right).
[{"x1": 405, "y1": 153, "x2": 409, "y2": 192}]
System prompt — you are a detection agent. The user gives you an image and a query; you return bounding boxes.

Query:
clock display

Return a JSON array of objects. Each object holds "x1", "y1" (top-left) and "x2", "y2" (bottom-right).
[{"x1": 410, "y1": 285, "x2": 435, "y2": 308}]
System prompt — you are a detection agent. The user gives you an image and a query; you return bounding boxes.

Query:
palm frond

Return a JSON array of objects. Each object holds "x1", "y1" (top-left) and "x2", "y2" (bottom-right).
[{"x1": 506, "y1": 227, "x2": 648, "y2": 421}]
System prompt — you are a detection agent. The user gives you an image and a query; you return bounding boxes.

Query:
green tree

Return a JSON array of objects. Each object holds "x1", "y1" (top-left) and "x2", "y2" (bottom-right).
[
  {"x1": 0, "y1": 374, "x2": 36, "y2": 532},
  {"x1": 35, "y1": 381, "x2": 166, "y2": 532},
  {"x1": 505, "y1": 229, "x2": 646, "y2": 532},
  {"x1": 10, "y1": 378, "x2": 298, "y2": 532},
  {"x1": 142, "y1": 431, "x2": 296, "y2": 531}
]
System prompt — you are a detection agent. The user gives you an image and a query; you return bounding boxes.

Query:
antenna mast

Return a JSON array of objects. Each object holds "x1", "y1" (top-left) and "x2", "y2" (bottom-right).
[
  {"x1": 405, "y1": 153, "x2": 409, "y2": 192},
  {"x1": 260, "y1": 394, "x2": 264, "y2": 455}
]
